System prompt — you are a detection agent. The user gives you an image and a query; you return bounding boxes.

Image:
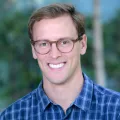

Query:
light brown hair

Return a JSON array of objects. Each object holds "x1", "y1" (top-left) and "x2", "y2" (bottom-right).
[{"x1": 28, "y1": 3, "x2": 85, "y2": 40}]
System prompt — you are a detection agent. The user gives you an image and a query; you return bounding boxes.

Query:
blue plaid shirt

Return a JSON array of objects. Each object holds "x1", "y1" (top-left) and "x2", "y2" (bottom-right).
[{"x1": 1, "y1": 73, "x2": 120, "y2": 120}]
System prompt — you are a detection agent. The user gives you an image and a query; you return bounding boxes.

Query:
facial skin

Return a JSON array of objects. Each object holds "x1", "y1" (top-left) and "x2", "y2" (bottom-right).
[{"x1": 32, "y1": 15, "x2": 87, "y2": 86}]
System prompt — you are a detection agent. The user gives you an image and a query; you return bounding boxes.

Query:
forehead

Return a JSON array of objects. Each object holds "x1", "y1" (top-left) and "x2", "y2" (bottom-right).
[{"x1": 32, "y1": 15, "x2": 78, "y2": 41}]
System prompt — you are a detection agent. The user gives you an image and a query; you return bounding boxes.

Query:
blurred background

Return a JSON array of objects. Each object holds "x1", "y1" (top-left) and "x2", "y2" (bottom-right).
[{"x1": 0, "y1": 0, "x2": 120, "y2": 112}]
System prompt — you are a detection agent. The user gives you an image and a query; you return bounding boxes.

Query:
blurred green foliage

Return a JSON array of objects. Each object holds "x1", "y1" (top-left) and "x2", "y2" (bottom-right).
[
  {"x1": 103, "y1": 10, "x2": 120, "y2": 91},
  {"x1": 0, "y1": 1, "x2": 120, "y2": 110},
  {"x1": 0, "y1": 8, "x2": 42, "y2": 109}
]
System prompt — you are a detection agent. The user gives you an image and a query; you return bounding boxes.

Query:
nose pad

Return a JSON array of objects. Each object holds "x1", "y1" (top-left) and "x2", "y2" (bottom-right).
[{"x1": 49, "y1": 43, "x2": 62, "y2": 58}]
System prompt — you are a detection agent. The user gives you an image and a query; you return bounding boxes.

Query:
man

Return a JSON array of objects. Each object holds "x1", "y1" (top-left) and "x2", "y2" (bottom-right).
[{"x1": 0, "y1": 3, "x2": 120, "y2": 120}]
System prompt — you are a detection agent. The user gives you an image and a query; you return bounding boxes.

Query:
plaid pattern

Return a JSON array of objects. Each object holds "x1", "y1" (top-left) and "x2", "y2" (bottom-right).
[{"x1": 1, "y1": 73, "x2": 120, "y2": 120}]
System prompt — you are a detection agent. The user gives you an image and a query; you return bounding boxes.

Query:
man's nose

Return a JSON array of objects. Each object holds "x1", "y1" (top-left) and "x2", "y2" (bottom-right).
[{"x1": 49, "y1": 43, "x2": 62, "y2": 58}]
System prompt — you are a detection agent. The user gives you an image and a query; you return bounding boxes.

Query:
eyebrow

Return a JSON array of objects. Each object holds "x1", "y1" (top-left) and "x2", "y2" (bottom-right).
[{"x1": 35, "y1": 37, "x2": 76, "y2": 42}]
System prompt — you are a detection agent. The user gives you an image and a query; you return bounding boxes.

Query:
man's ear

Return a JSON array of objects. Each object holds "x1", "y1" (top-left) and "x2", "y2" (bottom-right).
[
  {"x1": 80, "y1": 34, "x2": 87, "y2": 55},
  {"x1": 31, "y1": 45, "x2": 37, "y2": 59}
]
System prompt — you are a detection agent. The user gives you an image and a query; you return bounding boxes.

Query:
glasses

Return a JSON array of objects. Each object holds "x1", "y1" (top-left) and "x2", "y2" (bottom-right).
[{"x1": 31, "y1": 37, "x2": 82, "y2": 55}]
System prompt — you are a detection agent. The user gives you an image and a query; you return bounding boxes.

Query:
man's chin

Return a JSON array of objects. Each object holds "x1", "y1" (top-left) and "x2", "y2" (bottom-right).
[{"x1": 45, "y1": 77, "x2": 68, "y2": 86}]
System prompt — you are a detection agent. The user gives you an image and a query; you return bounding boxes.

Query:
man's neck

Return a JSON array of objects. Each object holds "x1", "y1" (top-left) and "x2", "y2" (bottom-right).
[{"x1": 43, "y1": 71, "x2": 84, "y2": 112}]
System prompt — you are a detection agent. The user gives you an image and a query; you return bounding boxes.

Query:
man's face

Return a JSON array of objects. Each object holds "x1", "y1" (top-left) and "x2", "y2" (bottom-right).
[{"x1": 32, "y1": 15, "x2": 87, "y2": 85}]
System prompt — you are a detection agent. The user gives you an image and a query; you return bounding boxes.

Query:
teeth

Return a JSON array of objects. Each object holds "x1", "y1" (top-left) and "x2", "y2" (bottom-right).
[{"x1": 49, "y1": 63, "x2": 64, "y2": 69}]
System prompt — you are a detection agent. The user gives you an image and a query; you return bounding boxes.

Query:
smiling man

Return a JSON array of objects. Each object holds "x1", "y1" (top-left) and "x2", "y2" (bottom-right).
[{"x1": 1, "y1": 3, "x2": 120, "y2": 120}]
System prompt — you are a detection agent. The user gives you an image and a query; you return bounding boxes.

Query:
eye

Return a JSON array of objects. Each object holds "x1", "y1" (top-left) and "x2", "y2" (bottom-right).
[
  {"x1": 38, "y1": 41, "x2": 49, "y2": 47},
  {"x1": 60, "y1": 39, "x2": 71, "y2": 46},
  {"x1": 41, "y1": 42, "x2": 47, "y2": 46}
]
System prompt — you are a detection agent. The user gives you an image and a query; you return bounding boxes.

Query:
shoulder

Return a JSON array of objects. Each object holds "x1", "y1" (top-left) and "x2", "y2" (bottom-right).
[
  {"x1": 83, "y1": 73, "x2": 120, "y2": 105},
  {"x1": 93, "y1": 83, "x2": 120, "y2": 110},
  {"x1": 0, "y1": 88, "x2": 38, "y2": 120},
  {"x1": 94, "y1": 83, "x2": 120, "y2": 100},
  {"x1": 92, "y1": 84, "x2": 120, "y2": 119}
]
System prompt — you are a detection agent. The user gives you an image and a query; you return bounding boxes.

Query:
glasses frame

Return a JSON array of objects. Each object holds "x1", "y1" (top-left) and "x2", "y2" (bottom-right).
[{"x1": 31, "y1": 36, "x2": 82, "y2": 55}]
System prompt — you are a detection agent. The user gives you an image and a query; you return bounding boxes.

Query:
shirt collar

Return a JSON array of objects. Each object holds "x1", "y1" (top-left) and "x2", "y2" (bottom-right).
[
  {"x1": 73, "y1": 73, "x2": 93, "y2": 112},
  {"x1": 36, "y1": 73, "x2": 93, "y2": 112},
  {"x1": 36, "y1": 81, "x2": 51, "y2": 112}
]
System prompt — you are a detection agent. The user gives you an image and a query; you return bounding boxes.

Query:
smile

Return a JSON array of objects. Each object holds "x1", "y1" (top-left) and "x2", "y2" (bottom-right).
[{"x1": 48, "y1": 63, "x2": 65, "y2": 69}]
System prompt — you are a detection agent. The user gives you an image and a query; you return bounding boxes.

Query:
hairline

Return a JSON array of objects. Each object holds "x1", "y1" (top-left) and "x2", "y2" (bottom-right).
[{"x1": 29, "y1": 14, "x2": 79, "y2": 41}]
